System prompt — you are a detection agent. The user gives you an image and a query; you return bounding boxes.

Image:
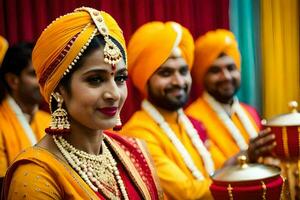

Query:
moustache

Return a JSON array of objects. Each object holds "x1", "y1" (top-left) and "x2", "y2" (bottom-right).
[
  {"x1": 165, "y1": 85, "x2": 188, "y2": 93},
  {"x1": 216, "y1": 79, "x2": 236, "y2": 86}
]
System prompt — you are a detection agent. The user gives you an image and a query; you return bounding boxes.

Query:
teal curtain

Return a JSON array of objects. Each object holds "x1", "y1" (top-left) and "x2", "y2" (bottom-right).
[{"x1": 229, "y1": 0, "x2": 262, "y2": 114}]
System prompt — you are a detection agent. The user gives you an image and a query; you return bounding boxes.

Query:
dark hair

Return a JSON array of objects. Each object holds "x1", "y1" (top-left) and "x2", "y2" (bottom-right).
[{"x1": 0, "y1": 42, "x2": 34, "y2": 102}]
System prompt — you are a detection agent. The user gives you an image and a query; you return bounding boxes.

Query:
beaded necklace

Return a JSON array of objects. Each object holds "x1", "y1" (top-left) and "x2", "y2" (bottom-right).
[
  {"x1": 53, "y1": 135, "x2": 129, "y2": 200},
  {"x1": 203, "y1": 92, "x2": 258, "y2": 150},
  {"x1": 142, "y1": 100, "x2": 214, "y2": 180}
]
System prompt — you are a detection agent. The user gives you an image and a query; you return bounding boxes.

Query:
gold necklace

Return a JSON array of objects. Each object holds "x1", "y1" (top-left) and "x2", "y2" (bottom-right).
[{"x1": 53, "y1": 136, "x2": 129, "y2": 200}]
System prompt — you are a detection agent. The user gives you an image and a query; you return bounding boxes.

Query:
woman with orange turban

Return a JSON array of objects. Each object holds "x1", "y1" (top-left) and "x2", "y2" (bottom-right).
[{"x1": 2, "y1": 7, "x2": 163, "y2": 200}]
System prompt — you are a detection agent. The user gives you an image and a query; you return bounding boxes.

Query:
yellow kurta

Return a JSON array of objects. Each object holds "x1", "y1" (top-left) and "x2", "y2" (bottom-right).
[
  {"x1": 121, "y1": 109, "x2": 225, "y2": 200},
  {"x1": 0, "y1": 98, "x2": 50, "y2": 176},
  {"x1": 186, "y1": 96, "x2": 260, "y2": 159}
]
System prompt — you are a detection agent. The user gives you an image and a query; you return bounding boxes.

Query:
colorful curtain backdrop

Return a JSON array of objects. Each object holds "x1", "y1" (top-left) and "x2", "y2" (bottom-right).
[
  {"x1": 261, "y1": 0, "x2": 300, "y2": 119},
  {"x1": 229, "y1": 0, "x2": 262, "y2": 115},
  {"x1": 0, "y1": 0, "x2": 229, "y2": 123}
]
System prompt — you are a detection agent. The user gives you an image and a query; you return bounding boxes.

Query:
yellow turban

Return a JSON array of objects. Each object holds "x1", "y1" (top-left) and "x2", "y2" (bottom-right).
[
  {"x1": 128, "y1": 21, "x2": 194, "y2": 97},
  {"x1": 32, "y1": 7, "x2": 126, "y2": 103},
  {"x1": 192, "y1": 29, "x2": 241, "y2": 86},
  {"x1": 0, "y1": 35, "x2": 8, "y2": 66}
]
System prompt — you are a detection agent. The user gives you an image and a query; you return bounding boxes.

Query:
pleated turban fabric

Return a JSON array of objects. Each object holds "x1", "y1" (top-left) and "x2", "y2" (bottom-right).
[
  {"x1": 192, "y1": 29, "x2": 241, "y2": 87},
  {"x1": 0, "y1": 35, "x2": 8, "y2": 66},
  {"x1": 32, "y1": 7, "x2": 126, "y2": 103},
  {"x1": 128, "y1": 21, "x2": 194, "y2": 97}
]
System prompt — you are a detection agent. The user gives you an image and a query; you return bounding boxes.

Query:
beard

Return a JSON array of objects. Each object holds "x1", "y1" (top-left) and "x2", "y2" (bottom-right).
[
  {"x1": 205, "y1": 79, "x2": 240, "y2": 104},
  {"x1": 147, "y1": 84, "x2": 190, "y2": 111},
  {"x1": 19, "y1": 87, "x2": 42, "y2": 105}
]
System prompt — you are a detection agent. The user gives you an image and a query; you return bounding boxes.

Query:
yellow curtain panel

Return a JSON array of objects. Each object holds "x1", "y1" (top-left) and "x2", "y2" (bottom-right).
[{"x1": 261, "y1": 0, "x2": 300, "y2": 119}]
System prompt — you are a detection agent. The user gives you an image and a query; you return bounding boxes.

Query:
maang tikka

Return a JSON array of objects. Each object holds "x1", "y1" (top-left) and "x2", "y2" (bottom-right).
[{"x1": 45, "y1": 92, "x2": 71, "y2": 135}]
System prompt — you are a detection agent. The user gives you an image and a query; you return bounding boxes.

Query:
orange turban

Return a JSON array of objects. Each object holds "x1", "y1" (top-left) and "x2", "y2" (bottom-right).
[
  {"x1": 128, "y1": 21, "x2": 194, "y2": 96},
  {"x1": 0, "y1": 35, "x2": 8, "y2": 66},
  {"x1": 32, "y1": 7, "x2": 126, "y2": 103},
  {"x1": 192, "y1": 29, "x2": 241, "y2": 86}
]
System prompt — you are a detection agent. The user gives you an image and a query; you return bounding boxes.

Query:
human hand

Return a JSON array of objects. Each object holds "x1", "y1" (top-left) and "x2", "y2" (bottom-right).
[{"x1": 247, "y1": 128, "x2": 276, "y2": 163}]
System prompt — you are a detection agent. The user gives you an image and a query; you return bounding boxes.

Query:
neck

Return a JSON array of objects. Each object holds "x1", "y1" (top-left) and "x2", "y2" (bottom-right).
[
  {"x1": 10, "y1": 94, "x2": 38, "y2": 121},
  {"x1": 64, "y1": 119, "x2": 104, "y2": 155}
]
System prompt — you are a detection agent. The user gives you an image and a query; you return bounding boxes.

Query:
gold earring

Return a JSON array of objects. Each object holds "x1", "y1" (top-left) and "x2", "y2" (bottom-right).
[{"x1": 45, "y1": 92, "x2": 70, "y2": 135}]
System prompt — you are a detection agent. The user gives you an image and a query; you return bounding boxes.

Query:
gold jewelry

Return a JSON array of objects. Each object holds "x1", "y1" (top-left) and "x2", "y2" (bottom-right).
[
  {"x1": 261, "y1": 181, "x2": 267, "y2": 200},
  {"x1": 53, "y1": 135, "x2": 128, "y2": 200},
  {"x1": 227, "y1": 184, "x2": 234, "y2": 200},
  {"x1": 45, "y1": 92, "x2": 70, "y2": 135},
  {"x1": 75, "y1": 7, "x2": 122, "y2": 66},
  {"x1": 282, "y1": 127, "x2": 290, "y2": 158}
]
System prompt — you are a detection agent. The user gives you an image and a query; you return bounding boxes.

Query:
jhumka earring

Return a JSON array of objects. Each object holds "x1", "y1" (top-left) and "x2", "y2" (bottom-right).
[
  {"x1": 45, "y1": 92, "x2": 71, "y2": 135},
  {"x1": 113, "y1": 114, "x2": 122, "y2": 131}
]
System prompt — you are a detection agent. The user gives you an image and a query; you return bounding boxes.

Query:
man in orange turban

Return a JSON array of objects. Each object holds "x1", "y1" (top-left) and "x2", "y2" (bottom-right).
[
  {"x1": 121, "y1": 22, "x2": 226, "y2": 200},
  {"x1": 186, "y1": 29, "x2": 275, "y2": 162},
  {"x1": 0, "y1": 42, "x2": 50, "y2": 176}
]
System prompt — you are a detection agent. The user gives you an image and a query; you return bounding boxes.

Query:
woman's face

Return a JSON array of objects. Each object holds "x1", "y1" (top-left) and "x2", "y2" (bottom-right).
[{"x1": 60, "y1": 48, "x2": 128, "y2": 131}]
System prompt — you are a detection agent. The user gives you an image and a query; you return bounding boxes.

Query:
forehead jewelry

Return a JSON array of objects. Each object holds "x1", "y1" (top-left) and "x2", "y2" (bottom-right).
[{"x1": 75, "y1": 7, "x2": 122, "y2": 66}]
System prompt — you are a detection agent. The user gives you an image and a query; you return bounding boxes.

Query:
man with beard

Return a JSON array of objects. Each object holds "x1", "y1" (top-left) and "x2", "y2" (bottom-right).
[
  {"x1": 0, "y1": 42, "x2": 50, "y2": 176},
  {"x1": 186, "y1": 29, "x2": 275, "y2": 162},
  {"x1": 121, "y1": 22, "x2": 226, "y2": 200}
]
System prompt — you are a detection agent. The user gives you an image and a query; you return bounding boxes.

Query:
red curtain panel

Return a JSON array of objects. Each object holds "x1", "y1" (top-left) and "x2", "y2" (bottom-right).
[{"x1": 0, "y1": 0, "x2": 229, "y2": 123}]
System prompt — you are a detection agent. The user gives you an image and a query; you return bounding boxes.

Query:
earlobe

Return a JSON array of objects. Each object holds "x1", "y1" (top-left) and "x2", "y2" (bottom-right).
[{"x1": 4, "y1": 73, "x2": 19, "y2": 90}]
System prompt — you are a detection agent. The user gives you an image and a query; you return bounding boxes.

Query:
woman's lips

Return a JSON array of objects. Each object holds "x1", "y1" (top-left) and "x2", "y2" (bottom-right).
[{"x1": 98, "y1": 107, "x2": 118, "y2": 116}]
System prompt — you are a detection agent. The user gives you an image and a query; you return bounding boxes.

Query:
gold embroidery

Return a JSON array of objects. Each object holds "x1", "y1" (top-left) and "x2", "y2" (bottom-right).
[
  {"x1": 227, "y1": 184, "x2": 233, "y2": 200},
  {"x1": 105, "y1": 136, "x2": 151, "y2": 200},
  {"x1": 261, "y1": 181, "x2": 267, "y2": 200},
  {"x1": 282, "y1": 127, "x2": 290, "y2": 158}
]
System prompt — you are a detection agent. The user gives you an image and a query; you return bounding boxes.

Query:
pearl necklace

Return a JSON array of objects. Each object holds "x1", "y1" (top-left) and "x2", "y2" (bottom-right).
[
  {"x1": 53, "y1": 136, "x2": 129, "y2": 200},
  {"x1": 203, "y1": 92, "x2": 258, "y2": 150},
  {"x1": 142, "y1": 100, "x2": 215, "y2": 180}
]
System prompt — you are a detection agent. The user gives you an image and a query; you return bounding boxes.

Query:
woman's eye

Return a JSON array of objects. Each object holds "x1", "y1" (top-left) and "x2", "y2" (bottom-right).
[
  {"x1": 115, "y1": 75, "x2": 128, "y2": 84},
  {"x1": 86, "y1": 76, "x2": 104, "y2": 85}
]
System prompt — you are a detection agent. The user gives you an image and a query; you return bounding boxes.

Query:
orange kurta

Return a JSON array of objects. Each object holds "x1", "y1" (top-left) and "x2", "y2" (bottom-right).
[
  {"x1": 2, "y1": 131, "x2": 163, "y2": 200},
  {"x1": 0, "y1": 98, "x2": 50, "y2": 176},
  {"x1": 121, "y1": 109, "x2": 225, "y2": 200},
  {"x1": 186, "y1": 96, "x2": 261, "y2": 159}
]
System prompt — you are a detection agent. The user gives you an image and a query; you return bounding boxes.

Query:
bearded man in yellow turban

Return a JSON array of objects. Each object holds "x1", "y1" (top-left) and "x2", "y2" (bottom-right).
[
  {"x1": 186, "y1": 29, "x2": 276, "y2": 163},
  {"x1": 0, "y1": 41, "x2": 50, "y2": 176},
  {"x1": 121, "y1": 22, "x2": 227, "y2": 200}
]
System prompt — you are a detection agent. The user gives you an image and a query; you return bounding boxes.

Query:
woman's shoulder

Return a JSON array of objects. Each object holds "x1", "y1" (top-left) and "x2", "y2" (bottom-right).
[
  {"x1": 2, "y1": 146, "x2": 62, "y2": 199},
  {"x1": 5, "y1": 159, "x2": 61, "y2": 199}
]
